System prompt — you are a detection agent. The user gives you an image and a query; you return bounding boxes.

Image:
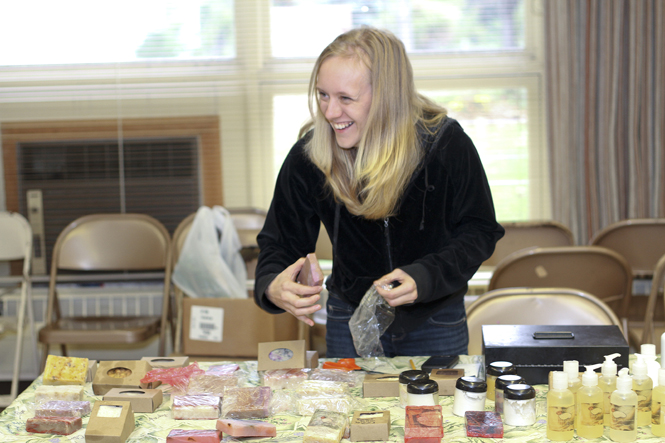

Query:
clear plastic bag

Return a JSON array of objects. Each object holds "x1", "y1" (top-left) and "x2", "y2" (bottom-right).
[{"x1": 348, "y1": 285, "x2": 395, "y2": 357}]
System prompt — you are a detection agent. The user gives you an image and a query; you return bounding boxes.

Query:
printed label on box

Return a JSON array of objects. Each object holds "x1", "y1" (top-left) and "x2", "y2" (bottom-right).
[{"x1": 190, "y1": 306, "x2": 224, "y2": 342}]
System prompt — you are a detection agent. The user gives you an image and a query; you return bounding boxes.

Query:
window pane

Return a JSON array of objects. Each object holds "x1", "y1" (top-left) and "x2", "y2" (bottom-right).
[
  {"x1": 0, "y1": 0, "x2": 235, "y2": 66},
  {"x1": 271, "y1": 0, "x2": 524, "y2": 58}
]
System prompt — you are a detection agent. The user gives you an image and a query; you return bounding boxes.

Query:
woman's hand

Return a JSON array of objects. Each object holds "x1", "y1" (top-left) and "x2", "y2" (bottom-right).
[
  {"x1": 373, "y1": 268, "x2": 418, "y2": 307},
  {"x1": 265, "y1": 257, "x2": 323, "y2": 326}
]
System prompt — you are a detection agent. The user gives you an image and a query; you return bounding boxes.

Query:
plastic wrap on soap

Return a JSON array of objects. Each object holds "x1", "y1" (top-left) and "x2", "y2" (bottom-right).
[
  {"x1": 172, "y1": 395, "x2": 221, "y2": 420},
  {"x1": 221, "y1": 386, "x2": 272, "y2": 419},
  {"x1": 35, "y1": 400, "x2": 91, "y2": 418},
  {"x1": 141, "y1": 362, "x2": 206, "y2": 395},
  {"x1": 216, "y1": 418, "x2": 277, "y2": 437},
  {"x1": 296, "y1": 395, "x2": 360, "y2": 416},
  {"x1": 268, "y1": 389, "x2": 298, "y2": 415},
  {"x1": 166, "y1": 429, "x2": 222, "y2": 443},
  {"x1": 206, "y1": 364, "x2": 240, "y2": 376},
  {"x1": 34, "y1": 385, "x2": 84, "y2": 407},
  {"x1": 303, "y1": 409, "x2": 348, "y2": 443},
  {"x1": 296, "y1": 380, "x2": 349, "y2": 397},
  {"x1": 262, "y1": 368, "x2": 309, "y2": 390},
  {"x1": 26, "y1": 416, "x2": 82, "y2": 435},
  {"x1": 308, "y1": 368, "x2": 365, "y2": 387},
  {"x1": 187, "y1": 374, "x2": 238, "y2": 397}
]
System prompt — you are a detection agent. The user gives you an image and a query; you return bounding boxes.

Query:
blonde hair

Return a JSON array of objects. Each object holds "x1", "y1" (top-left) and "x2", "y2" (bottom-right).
[{"x1": 300, "y1": 27, "x2": 447, "y2": 220}]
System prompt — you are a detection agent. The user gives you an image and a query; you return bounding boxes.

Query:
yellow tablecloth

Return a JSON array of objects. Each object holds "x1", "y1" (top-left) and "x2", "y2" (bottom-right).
[{"x1": 0, "y1": 355, "x2": 657, "y2": 442}]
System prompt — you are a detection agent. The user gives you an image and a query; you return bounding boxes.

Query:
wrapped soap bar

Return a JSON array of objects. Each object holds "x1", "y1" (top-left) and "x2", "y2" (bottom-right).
[
  {"x1": 297, "y1": 380, "x2": 349, "y2": 397},
  {"x1": 172, "y1": 395, "x2": 220, "y2": 420},
  {"x1": 309, "y1": 368, "x2": 363, "y2": 387},
  {"x1": 222, "y1": 386, "x2": 271, "y2": 419},
  {"x1": 35, "y1": 385, "x2": 84, "y2": 406},
  {"x1": 206, "y1": 364, "x2": 239, "y2": 375},
  {"x1": 187, "y1": 374, "x2": 238, "y2": 397},
  {"x1": 405, "y1": 405, "x2": 443, "y2": 443},
  {"x1": 262, "y1": 368, "x2": 309, "y2": 390},
  {"x1": 35, "y1": 400, "x2": 91, "y2": 417},
  {"x1": 464, "y1": 411, "x2": 503, "y2": 438},
  {"x1": 303, "y1": 409, "x2": 348, "y2": 443},
  {"x1": 216, "y1": 418, "x2": 277, "y2": 437},
  {"x1": 26, "y1": 416, "x2": 82, "y2": 435},
  {"x1": 166, "y1": 429, "x2": 222, "y2": 443},
  {"x1": 297, "y1": 396, "x2": 355, "y2": 415},
  {"x1": 42, "y1": 355, "x2": 88, "y2": 386}
]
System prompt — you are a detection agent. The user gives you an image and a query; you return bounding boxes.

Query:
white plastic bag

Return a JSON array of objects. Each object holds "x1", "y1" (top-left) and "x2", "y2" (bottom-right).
[
  {"x1": 172, "y1": 206, "x2": 248, "y2": 298},
  {"x1": 348, "y1": 286, "x2": 395, "y2": 357}
]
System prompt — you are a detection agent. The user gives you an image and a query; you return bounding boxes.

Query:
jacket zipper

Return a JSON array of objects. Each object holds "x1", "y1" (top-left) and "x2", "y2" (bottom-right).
[{"x1": 384, "y1": 218, "x2": 393, "y2": 270}]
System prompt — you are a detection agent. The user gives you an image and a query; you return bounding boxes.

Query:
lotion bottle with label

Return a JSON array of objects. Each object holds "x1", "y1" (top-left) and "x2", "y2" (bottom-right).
[
  {"x1": 640, "y1": 343, "x2": 660, "y2": 387},
  {"x1": 547, "y1": 371, "x2": 574, "y2": 441},
  {"x1": 610, "y1": 368, "x2": 637, "y2": 442},
  {"x1": 651, "y1": 367, "x2": 665, "y2": 437},
  {"x1": 631, "y1": 354, "x2": 653, "y2": 427},
  {"x1": 577, "y1": 363, "x2": 604, "y2": 439},
  {"x1": 600, "y1": 353, "x2": 621, "y2": 426},
  {"x1": 563, "y1": 360, "x2": 582, "y2": 429}
]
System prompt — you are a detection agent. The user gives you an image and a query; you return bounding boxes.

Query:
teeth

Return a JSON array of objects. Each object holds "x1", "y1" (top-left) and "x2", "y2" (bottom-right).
[{"x1": 332, "y1": 122, "x2": 353, "y2": 130}]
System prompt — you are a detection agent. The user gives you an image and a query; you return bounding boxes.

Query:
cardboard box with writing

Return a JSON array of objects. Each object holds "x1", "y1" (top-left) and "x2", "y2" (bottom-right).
[
  {"x1": 182, "y1": 297, "x2": 299, "y2": 357},
  {"x1": 429, "y1": 368, "x2": 465, "y2": 396},
  {"x1": 363, "y1": 373, "x2": 400, "y2": 398},
  {"x1": 85, "y1": 401, "x2": 134, "y2": 443},
  {"x1": 257, "y1": 340, "x2": 318, "y2": 371},
  {"x1": 93, "y1": 361, "x2": 153, "y2": 396},
  {"x1": 141, "y1": 356, "x2": 190, "y2": 368},
  {"x1": 103, "y1": 388, "x2": 163, "y2": 413},
  {"x1": 350, "y1": 410, "x2": 390, "y2": 442}
]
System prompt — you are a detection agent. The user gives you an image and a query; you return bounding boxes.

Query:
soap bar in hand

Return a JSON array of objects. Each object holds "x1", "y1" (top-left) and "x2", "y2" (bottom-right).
[{"x1": 298, "y1": 253, "x2": 324, "y2": 286}]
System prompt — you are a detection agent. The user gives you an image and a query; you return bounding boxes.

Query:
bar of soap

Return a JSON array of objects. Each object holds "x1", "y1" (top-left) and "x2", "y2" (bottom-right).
[
  {"x1": 298, "y1": 252, "x2": 324, "y2": 286},
  {"x1": 35, "y1": 400, "x2": 91, "y2": 417},
  {"x1": 166, "y1": 429, "x2": 222, "y2": 443},
  {"x1": 187, "y1": 374, "x2": 238, "y2": 397},
  {"x1": 297, "y1": 380, "x2": 349, "y2": 397},
  {"x1": 309, "y1": 368, "x2": 361, "y2": 387},
  {"x1": 465, "y1": 411, "x2": 503, "y2": 438},
  {"x1": 303, "y1": 409, "x2": 348, "y2": 443},
  {"x1": 216, "y1": 418, "x2": 277, "y2": 437},
  {"x1": 222, "y1": 386, "x2": 271, "y2": 419},
  {"x1": 26, "y1": 416, "x2": 82, "y2": 435},
  {"x1": 35, "y1": 385, "x2": 84, "y2": 406},
  {"x1": 42, "y1": 355, "x2": 88, "y2": 386},
  {"x1": 172, "y1": 395, "x2": 220, "y2": 420},
  {"x1": 405, "y1": 405, "x2": 443, "y2": 443},
  {"x1": 262, "y1": 368, "x2": 309, "y2": 390},
  {"x1": 297, "y1": 396, "x2": 354, "y2": 415}
]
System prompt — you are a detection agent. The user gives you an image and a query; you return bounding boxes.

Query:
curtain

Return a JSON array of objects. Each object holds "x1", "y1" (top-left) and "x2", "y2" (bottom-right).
[{"x1": 544, "y1": 0, "x2": 665, "y2": 243}]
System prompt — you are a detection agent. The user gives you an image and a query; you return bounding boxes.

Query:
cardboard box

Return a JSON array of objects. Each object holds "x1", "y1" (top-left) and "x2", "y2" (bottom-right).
[
  {"x1": 350, "y1": 410, "x2": 390, "y2": 441},
  {"x1": 429, "y1": 368, "x2": 465, "y2": 396},
  {"x1": 182, "y1": 297, "x2": 299, "y2": 357},
  {"x1": 141, "y1": 356, "x2": 190, "y2": 368},
  {"x1": 85, "y1": 401, "x2": 135, "y2": 443},
  {"x1": 87, "y1": 361, "x2": 98, "y2": 383},
  {"x1": 482, "y1": 325, "x2": 629, "y2": 384},
  {"x1": 93, "y1": 361, "x2": 153, "y2": 396},
  {"x1": 103, "y1": 388, "x2": 163, "y2": 413},
  {"x1": 257, "y1": 340, "x2": 317, "y2": 371},
  {"x1": 363, "y1": 373, "x2": 400, "y2": 398}
]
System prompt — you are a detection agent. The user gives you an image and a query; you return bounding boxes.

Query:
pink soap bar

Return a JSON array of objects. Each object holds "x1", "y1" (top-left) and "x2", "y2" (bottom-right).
[
  {"x1": 465, "y1": 411, "x2": 503, "y2": 438},
  {"x1": 405, "y1": 405, "x2": 443, "y2": 443},
  {"x1": 26, "y1": 416, "x2": 82, "y2": 435},
  {"x1": 216, "y1": 418, "x2": 277, "y2": 437},
  {"x1": 166, "y1": 429, "x2": 222, "y2": 443},
  {"x1": 298, "y1": 253, "x2": 324, "y2": 286}
]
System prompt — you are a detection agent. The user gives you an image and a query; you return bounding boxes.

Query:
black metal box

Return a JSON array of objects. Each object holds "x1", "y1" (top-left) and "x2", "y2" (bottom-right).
[{"x1": 482, "y1": 325, "x2": 629, "y2": 385}]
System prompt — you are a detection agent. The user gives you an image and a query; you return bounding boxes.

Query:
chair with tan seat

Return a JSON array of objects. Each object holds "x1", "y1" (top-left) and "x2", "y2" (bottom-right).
[
  {"x1": 466, "y1": 287, "x2": 623, "y2": 355},
  {"x1": 38, "y1": 213, "x2": 172, "y2": 370},
  {"x1": 483, "y1": 220, "x2": 574, "y2": 267},
  {"x1": 639, "y1": 253, "x2": 665, "y2": 350},
  {"x1": 488, "y1": 246, "x2": 633, "y2": 337}
]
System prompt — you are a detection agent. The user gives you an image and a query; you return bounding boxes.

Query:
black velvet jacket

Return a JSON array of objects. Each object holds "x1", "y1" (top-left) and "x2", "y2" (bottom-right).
[{"x1": 254, "y1": 118, "x2": 504, "y2": 333}]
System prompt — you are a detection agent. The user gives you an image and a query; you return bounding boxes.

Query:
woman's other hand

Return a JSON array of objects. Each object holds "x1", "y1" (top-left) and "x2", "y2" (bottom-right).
[
  {"x1": 373, "y1": 268, "x2": 418, "y2": 307},
  {"x1": 265, "y1": 257, "x2": 323, "y2": 326}
]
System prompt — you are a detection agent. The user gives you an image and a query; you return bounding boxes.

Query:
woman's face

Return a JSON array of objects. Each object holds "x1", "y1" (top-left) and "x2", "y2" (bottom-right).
[{"x1": 316, "y1": 55, "x2": 373, "y2": 149}]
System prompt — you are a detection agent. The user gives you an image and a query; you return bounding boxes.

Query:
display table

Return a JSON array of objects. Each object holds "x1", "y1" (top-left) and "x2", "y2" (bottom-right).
[{"x1": 0, "y1": 355, "x2": 657, "y2": 442}]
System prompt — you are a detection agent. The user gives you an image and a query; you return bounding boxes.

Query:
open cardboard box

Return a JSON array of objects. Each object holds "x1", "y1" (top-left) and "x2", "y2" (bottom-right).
[
  {"x1": 93, "y1": 361, "x2": 153, "y2": 396},
  {"x1": 85, "y1": 400, "x2": 135, "y2": 443},
  {"x1": 103, "y1": 388, "x2": 163, "y2": 413},
  {"x1": 350, "y1": 410, "x2": 391, "y2": 442},
  {"x1": 363, "y1": 373, "x2": 400, "y2": 398},
  {"x1": 257, "y1": 340, "x2": 318, "y2": 371}
]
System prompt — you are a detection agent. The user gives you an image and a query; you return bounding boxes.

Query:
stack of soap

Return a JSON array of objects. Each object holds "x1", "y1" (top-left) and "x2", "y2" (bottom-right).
[
  {"x1": 464, "y1": 411, "x2": 503, "y2": 438},
  {"x1": 34, "y1": 385, "x2": 84, "y2": 406},
  {"x1": 26, "y1": 416, "x2": 82, "y2": 435},
  {"x1": 42, "y1": 355, "x2": 88, "y2": 386},
  {"x1": 172, "y1": 395, "x2": 220, "y2": 420},
  {"x1": 404, "y1": 405, "x2": 443, "y2": 443},
  {"x1": 216, "y1": 418, "x2": 277, "y2": 437},
  {"x1": 303, "y1": 409, "x2": 348, "y2": 443},
  {"x1": 262, "y1": 368, "x2": 309, "y2": 390},
  {"x1": 35, "y1": 401, "x2": 91, "y2": 417},
  {"x1": 222, "y1": 386, "x2": 271, "y2": 419},
  {"x1": 166, "y1": 429, "x2": 222, "y2": 443},
  {"x1": 187, "y1": 374, "x2": 238, "y2": 397}
]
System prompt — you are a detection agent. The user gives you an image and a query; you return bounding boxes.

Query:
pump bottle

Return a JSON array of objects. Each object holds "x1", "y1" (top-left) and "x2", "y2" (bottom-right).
[
  {"x1": 632, "y1": 354, "x2": 653, "y2": 427},
  {"x1": 640, "y1": 343, "x2": 660, "y2": 387},
  {"x1": 652, "y1": 367, "x2": 665, "y2": 437},
  {"x1": 563, "y1": 360, "x2": 582, "y2": 429},
  {"x1": 609, "y1": 368, "x2": 637, "y2": 442},
  {"x1": 577, "y1": 363, "x2": 604, "y2": 439},
  {"x1": 547, "y1": 371, "x2": 575, "y2": 441},
  {"x1": 600, "y1": 353, "x2": 621, "y2": 426}
]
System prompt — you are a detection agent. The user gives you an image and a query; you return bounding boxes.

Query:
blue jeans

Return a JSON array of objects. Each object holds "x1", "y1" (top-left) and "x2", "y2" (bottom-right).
[{"x1": 325, "y1": 292, "x2": 469, "y2": 358}]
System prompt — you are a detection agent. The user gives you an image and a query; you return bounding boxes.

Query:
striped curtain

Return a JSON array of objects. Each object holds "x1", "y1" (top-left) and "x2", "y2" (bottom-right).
[{"x1": 544, "y1": 0, "x2": 665, "y2": 243}]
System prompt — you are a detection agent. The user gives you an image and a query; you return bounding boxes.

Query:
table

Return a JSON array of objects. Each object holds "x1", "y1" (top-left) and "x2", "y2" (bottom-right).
[{"x1": 0, "y1": 355, "x2": 658, "y2": 442}]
